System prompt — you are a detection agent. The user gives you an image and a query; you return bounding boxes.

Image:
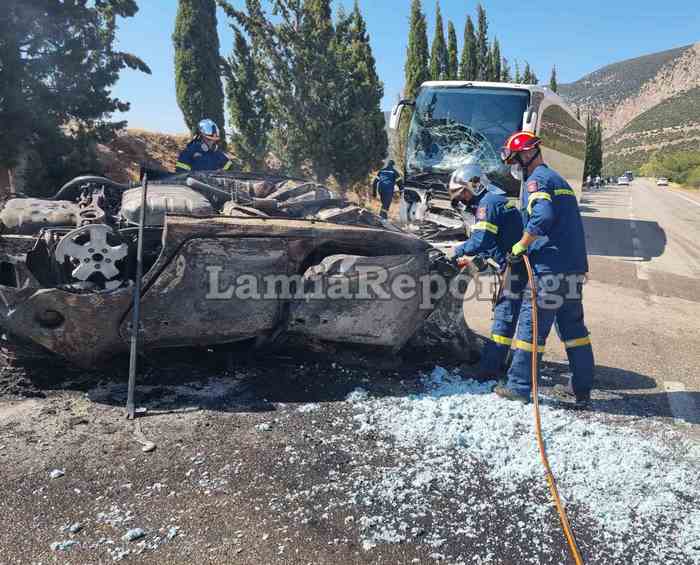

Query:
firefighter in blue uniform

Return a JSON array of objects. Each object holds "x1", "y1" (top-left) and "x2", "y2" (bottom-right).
[
  {"x1": 496, "y1": 131, "x2": 594, "y2": 408},
  {"x1": 450, "y1": 162, "x2": 525, "y2": 380},
  {"x1": 372, "y1": 160, "x2": 403, "y2": 219},
  {"x1": 176, "y1": 119, "x2": 234, "y2": 173}
]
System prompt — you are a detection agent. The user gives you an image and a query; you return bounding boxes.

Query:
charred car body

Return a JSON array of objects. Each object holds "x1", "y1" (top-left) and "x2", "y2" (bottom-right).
[
  {"x1": 390, "y1": 81, "x2": 586, "y2": 240},
  {"x1": 0, "y1": 171, "x2": 473, "y2": 368}
]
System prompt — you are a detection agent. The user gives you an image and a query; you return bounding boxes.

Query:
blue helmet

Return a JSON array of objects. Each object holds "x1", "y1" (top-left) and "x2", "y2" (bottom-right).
[{"x1": 197, "y1": 119, "x2": 220, "y2": 139}]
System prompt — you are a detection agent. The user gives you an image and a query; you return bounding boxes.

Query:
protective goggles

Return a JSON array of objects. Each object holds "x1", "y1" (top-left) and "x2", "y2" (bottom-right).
[{"x1": 500, "y1": 147, "x2": 517, "y2": 164}]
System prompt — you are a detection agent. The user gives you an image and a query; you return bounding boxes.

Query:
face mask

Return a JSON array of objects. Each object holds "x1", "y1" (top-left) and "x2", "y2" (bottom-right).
[{"x1": 510, "y1": 164, "x2": 523, "y2": 181}]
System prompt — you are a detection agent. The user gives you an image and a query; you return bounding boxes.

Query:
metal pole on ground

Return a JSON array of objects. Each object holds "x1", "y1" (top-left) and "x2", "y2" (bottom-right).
[{"x1": 126, "y1": 172, "x2": 149, "y2": 420}]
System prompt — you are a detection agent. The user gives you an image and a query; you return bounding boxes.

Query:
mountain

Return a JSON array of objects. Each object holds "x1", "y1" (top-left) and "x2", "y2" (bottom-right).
[
  {"x1": 604, "y1": 86, "x2": 700, "y2": 174},
  {"x1": 559, "y1": 42, "x2": 700, "y2": 173}
]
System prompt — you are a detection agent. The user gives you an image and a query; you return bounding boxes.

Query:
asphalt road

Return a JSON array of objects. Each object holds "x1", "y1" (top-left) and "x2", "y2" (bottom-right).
[
  {"x1": 465, "y1": 177, "x2": 700, "y2": 423},
  {"x1": 0, "y1": 179, "x2": 698, "y2": 564}
]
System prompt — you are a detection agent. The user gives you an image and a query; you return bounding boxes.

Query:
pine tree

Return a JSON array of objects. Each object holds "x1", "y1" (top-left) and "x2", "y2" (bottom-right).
[
  {"x1": 491, "y1": 38, "x2": 501, "y2": 82},
  {"x1": 475, "y1": 4, "x2": 489, "y2": 80},
  {"x1": 549, "y1": 65, "x2": 558, "y2": 92},
  {"x1": 446, "y1": 21, "x2": 459, "y2": 80},
  {"x1": 429, "y1": 2, "x2": 448, "y2": 81},
  {"x1": 219, "y1": 0, "x2": 336, "y2": 179},
  {"x1": 514, "y1": 60, "x2": 522, "y2": 83},
  {"x1": 501, "y1": 57, "x2": 512, "y2": 82},
  {"x1": 459, "y1": 16, "x2": 477, "y2": 80},
  {"x1": 174, "y1": 0, "x2": 226, "y2": 142},
  {"x1": 0, "y1": 0, "x2": 150, "y2": 194},
  {"x1": 225, "y1": 29, "x2": 269, "y2": 170}
]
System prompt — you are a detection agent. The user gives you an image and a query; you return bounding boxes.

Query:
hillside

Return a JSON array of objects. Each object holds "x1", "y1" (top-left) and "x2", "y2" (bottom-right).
[
  {"x1": 560, "y1": 42, "x2": 700, "y2": 138},
  {"x1": 96, "y1": 129, "x2": 190, "y2": 183},
  {"x1": 604, "y1": 86, "x2": 700, "y2": 173}
]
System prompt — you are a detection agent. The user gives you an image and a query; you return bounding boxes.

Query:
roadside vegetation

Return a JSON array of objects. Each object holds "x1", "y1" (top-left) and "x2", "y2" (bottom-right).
[{"x1": 639, "y1": 150, "x2": 700, "y2": 188}]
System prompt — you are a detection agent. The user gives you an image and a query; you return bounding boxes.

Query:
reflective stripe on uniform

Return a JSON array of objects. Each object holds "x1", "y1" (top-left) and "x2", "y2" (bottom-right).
[
  {"x1": 514, "y1": 339, "x2": 545, "y2": 353},
  {"x1": 505, "y1": 200, "x2": 517, "y2": 209},
  {"x1": 223, "y1": 160, "x2": 233, "y2": 171},
  {"x1": 176, "y1": 161, "x2": 192, "y2": 171},
  {"x1": 471, "y1": 221, "x2": 499, "y2": 234},
  {"x1": 554, "y1": 188, "x2": 576, "y2": 197},
  {"x1": 492, "y1": 334, "x2": 512, "y2": 346},
  {"x1": 527, "y1": 191, "x2": 552, "y2": 214},
  {"x1": 564, "y1": 336, "x2": 591, "y2": 349}
]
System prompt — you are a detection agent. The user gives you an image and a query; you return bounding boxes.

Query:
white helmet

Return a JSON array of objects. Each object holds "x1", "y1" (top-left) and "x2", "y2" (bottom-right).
[{"x1": 448, "y1": 162, "x2": 488, "y2": 200}]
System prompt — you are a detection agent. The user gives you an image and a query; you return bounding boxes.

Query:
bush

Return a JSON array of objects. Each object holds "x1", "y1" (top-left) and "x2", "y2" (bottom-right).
[
  {"x1": 685, "y1": 165, "x2": 700, "y2": 188},
  {"x1": 640, "y1": 150, "x2": 700, "y2": 185}
]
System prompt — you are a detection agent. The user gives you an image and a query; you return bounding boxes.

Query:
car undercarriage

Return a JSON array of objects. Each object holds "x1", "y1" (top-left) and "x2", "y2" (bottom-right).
[{"x1": 0, "y1": 171, "x2": 476, "y2": 368}]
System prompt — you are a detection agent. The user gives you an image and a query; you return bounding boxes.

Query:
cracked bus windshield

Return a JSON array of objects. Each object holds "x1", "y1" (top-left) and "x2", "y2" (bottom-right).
[{"x1": 406, "y1": 87, "x2": 530, "y2": 194}]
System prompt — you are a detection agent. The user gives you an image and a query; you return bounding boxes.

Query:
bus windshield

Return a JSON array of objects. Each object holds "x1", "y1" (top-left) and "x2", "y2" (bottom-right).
[{"x1": 406, "y1": 86, "x2": 529, "y2": 194}]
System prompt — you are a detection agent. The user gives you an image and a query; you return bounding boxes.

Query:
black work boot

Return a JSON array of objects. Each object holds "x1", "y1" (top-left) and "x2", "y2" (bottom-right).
[
  {"x1": 493, "y1": 384, "x2": 530, "y2": 404},
  {"x1": 551, "y1": 384, "x2": 591, "y2": 410}
]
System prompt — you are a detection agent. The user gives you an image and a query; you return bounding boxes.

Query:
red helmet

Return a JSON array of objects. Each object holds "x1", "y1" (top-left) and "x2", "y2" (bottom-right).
[{"x1": 501, "y1": 131, "x2": 541, "y2": 164}]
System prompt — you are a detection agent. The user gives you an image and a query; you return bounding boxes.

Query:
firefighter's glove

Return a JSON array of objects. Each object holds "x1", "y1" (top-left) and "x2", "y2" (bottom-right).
[{"x1": 511, "y1": 241, "x2": 528, "y2": 258}]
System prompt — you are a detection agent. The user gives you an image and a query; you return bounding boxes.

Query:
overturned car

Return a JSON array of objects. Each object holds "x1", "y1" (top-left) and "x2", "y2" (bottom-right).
[{"x1": 0, "y1": 171, "x2": 475, "y2": 368}]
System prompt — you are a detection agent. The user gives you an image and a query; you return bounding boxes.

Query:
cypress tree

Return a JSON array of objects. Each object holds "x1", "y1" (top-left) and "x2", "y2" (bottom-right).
[
  {"x1": 330, "y1": 1, "x2": 387, "y2": 184},
  {"x1": 225, "y1": 29, "x2": 269, "y2": 170},
  {"x1": 404, "y1": 0, "x2": 430, "y2": 98},
  {"x1": 549, "y1": 65, "x2": 558, "y2": 92},
  {"x1": 429, "y1": 3, "x2": 448, "y2": 81},
  {"x1": 299, "y1": 0, "x2": 336, "y2": 181},
  {"x1": 475, "y1": 4, "x2": 489, "y2": 80},
  {"x1": 446, "y1": 21, "x2": 459, "y2": 80},
  {"x1": 501, "y1": 57, "x2": 512, "y2": 82},
  {"x1": 459, "y1": 16, "x2": 477, "y2": 80},
  {"x1": 583, "y1": 114, "x2": 603, "y2": 179},
  {"x1": 522, "y1": 62, "x2": 537, "y2": 84},
  {"x1": 399, "y1": 0, "x2": 429, "y2": 171},
  {"x1": 174, "y1": 0, "x2": 226, "y2": 142},
  {"x1": 491, "y1": 38, "x2": 501, "y2": 82},
  {"x1": 514, "y1": 60, "x2": 521, "y2": 83}
]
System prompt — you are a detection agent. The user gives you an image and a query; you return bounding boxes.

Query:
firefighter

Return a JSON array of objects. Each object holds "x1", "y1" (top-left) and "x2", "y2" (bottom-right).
[
  {"x1": 450, "y1": 162, "x2": 525, "y2": 380},
  {"x1": 176, "y1": 119, "x2": 234, "y2": 173},
  {"x1": 372, "y1": 160, "x2": 403, "y2": 219},
  {"x1": 496, "y1": 131, "x2": 594, "y2": 408}
]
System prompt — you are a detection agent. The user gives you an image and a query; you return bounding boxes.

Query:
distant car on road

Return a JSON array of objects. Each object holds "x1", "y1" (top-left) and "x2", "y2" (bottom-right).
[
  {"x1": 656, "y1": 177, "x2": 669, "y2": 186},
  {"x1": 617, "y1": 176, "x2": 630, "y2": 186}
]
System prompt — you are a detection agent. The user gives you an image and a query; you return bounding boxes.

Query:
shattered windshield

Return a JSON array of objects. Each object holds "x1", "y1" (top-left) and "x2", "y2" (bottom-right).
[{"x1": 406, "y1": 87, "x2": 529, "y2": 194}]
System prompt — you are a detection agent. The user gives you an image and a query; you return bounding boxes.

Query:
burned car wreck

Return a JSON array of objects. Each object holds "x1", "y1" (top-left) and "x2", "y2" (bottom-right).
[{"x1": 0, "y1": 171, "x2": 476, "y2": 368}]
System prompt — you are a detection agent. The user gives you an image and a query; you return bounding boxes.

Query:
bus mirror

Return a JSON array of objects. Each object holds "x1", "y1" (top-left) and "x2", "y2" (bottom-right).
[
  {"x1": 522, "y1": 108, "x2": 538, "y2": 132},
  {"x1": 389, "y1": 99, "x2": 415, "y2": 130}
]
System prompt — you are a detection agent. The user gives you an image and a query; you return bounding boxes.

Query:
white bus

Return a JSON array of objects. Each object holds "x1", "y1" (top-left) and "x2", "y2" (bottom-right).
[{"x1": 389, "y1": 81, "x2": 585, "y2": 236}]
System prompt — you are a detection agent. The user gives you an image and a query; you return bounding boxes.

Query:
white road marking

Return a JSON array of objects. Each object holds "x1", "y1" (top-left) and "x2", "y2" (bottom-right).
[
  {"x1": 665, "y1": 190, "x2": 700, "y2": 209},
  {"x1": 628, "y1": 211, "x2": 650, "y2": 281},
  {"x1": 663, "y1": 381, "x2": 698, "y2": 425}
]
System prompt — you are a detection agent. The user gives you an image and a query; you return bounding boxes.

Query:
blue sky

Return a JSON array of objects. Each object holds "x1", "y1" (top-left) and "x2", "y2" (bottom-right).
[{"x1": 113, "y1": 0, "x2": 700, "y2": 134}]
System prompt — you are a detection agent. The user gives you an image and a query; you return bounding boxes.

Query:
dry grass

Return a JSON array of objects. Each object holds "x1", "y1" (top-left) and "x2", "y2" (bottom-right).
[{"x1": 96, "y1": 128, "x2": 190, "y2": 183}]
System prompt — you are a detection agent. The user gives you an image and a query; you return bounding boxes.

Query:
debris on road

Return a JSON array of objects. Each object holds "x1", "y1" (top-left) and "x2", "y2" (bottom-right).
[
  {"x1": 50, "y1": 539, "x2": 79, "y2": 551},
  {"x1": 48, "y1": 469, "x2": 64, "y2": 479},
  {"x1": 121, "y1": 528, "x2": 146, "y2": 542}
]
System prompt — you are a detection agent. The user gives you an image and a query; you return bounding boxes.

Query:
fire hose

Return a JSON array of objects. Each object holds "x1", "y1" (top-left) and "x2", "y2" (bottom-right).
[{"x1": 521, "y1": 254, "x2": 584, "y2": 565}]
